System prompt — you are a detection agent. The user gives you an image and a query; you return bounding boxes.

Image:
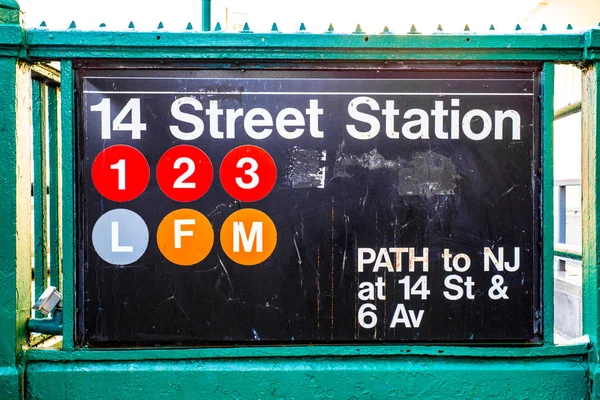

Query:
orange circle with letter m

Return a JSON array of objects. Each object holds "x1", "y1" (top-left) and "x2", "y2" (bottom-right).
[{"x1": 220, "y1": 209, "x2": 277, "y2": 266}]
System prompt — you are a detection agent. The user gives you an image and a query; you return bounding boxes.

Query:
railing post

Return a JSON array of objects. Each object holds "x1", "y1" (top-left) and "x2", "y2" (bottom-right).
[
  {"x1": 582, "y1": 58, "x2": 600, "y2": 396},
  {"x1": 59, "y1": 60, "x2": 75, "y2": 349},
  {"x1": 557, "y1": 184, "x2": 567, "y2": 271},
  {"x1": 202, "y1": 0, "x2": 211, "y2": 32},
  {"x1": 0, "y1": 0, "x2": 29, "y2": 398},
  {"x1": 542, "y1": 62, "x2": 556, "y2": 344}
]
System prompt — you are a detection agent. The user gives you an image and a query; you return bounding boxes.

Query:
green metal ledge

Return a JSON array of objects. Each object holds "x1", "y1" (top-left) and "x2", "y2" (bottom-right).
[
  {"x1": 0, "y1": 24, "x2": 595, "y2": 62},
  {"x1": 24, "y1": 356, "x2": 590, "y2": 400},
  {"x1": 24, "y1": 30, "x2": 586, "y2": 61},
  {"x1": 25, "y1": 342, "x2": 590, "y2": 362}
]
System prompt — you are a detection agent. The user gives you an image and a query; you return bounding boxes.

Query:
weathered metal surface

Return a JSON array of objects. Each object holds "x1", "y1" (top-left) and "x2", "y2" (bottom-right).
[
  {"x1": 31, "y1": 79, "x2": 48, "y2": 317},
  {"x1": 60, "y1": 59, "x2": 75, "y2": 350},
  {"x1": 24, "y1": 30, "x2": 587, "y2": 61},
  {"x1": 0, "y1": 59, "x2": 32, "y2": 400},
  {"x1": 47, "y1": 85, "x2": 60, "y2": 289},
  {"x1": 541, "y1": 62, "x2": 555, "y2": 343},
  {"x1": 25, "y1": 355, "x2": 588, "y2": 400},
  {"x1": 582, "y1": 62, "x2": 600, "y2": 399},
  {"x1": 77, "y1": 66, "x2": 541, "y2": 345}
]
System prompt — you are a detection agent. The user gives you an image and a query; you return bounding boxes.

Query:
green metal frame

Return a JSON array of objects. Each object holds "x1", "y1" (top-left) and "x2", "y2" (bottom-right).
[{"x1": 0, "y1": 0, "x2": 598, "y2": 397}]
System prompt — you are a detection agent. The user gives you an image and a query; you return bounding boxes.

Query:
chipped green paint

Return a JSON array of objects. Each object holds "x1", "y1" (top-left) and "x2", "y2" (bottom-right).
[
  {"x1": 0, "y1": 57, "x2": 22, "y2": 400},
  {"x1": 24, "y1": 30, "x2": 587, "y2": 61},
  {"x1": 31, "y1": 79, "x2": 48, "y2": 317},
  {"x1": 0, "y1": 2, "x2": 597, "y2": 397},
  {"x1": 25, "y1": 355, "x2": 589, "y2": 400},
  {"x1": 542, "y1": 62, "x2": 555, "y2": 344},
  {"x1": 582, "y1": 61, "x2": 600, "y2": 399},
  {"x1": 47, "y1": 85, "x2": 60, "y2": 289},
  {"x1": 0, "y1": 0, "x2": 19, "y2": 25},
  {"x1": 59, "y1": 59, "x2": 75, "y2": 351}
]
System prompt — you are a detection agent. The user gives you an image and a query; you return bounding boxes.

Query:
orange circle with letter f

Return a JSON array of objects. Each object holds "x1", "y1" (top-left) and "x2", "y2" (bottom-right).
[{"x1": 157, "y1": 209, "x2": 214, "y2": 266}]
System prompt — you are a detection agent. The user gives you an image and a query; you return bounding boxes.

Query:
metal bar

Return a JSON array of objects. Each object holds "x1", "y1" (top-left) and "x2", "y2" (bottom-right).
[
  {"x1": 47, "y1": 86, "x2": 60, "y2": 290},
  {"x1": 31, "y1": 80, "x2": 48, "y2": 318},
  {"x1": 557, "y1": 185, "x2": 567, "y2": 271},
  {"x1": 554, "y1": 178, "x2": 581, "y2": 186},
  {"x1": 554, "y1": 101, "x2": 581, "y2": 121},
  {"x1": 558, "y1": 185, "x2": 567, "y2": 243},
  {"x1": 0, "y1": 58, "x2": 28, "y2": 396},
  {"x1": 554, "y1": 242, "x2": 583, "y2": 259},
  {"x1": 27, "y1": 310, "x2": 63, "y2": 336},
  {"x1": 554, "y1": 250, "x2": 583, "y2": 262},
  {"x1": 24, "y1": 342, "x2": 591, "y2": 360},
  {"x1": 582, "y1": 61, "x2": 600, "y2": 394},
  {"x1": 60, "y1": 60, "x2": 75, "y2": 348},
  {"x1": 40, "y1": 83, "x2": 49, "y2": 297},
  {"x1": 541, "y1": 62, "x2": 555, "y2": 344},
  {"x1": 25, "y1": 31, "x2": 586, "y2": 61},
  {"x1": 202, "y1": 0, "x2": 211, "y2": 32},
  {"x1": 31, "y1": 63, "x2": 60, "y2": 83}
]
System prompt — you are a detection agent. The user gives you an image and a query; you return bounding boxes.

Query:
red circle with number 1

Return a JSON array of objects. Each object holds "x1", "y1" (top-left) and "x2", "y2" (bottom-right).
[
  {"x1": 220, "y1": 145, "x2": 277, "y2": 202},
  {"x1": 156, "y1": 145, "x2": 213, "y2": 202},
  {"x1": 91, "y1": 145, "x2": 150, "y2": 202}
]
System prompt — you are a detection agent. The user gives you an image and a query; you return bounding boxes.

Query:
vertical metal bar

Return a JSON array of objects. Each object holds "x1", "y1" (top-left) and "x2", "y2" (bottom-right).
[
  {"x1": 32, "y1": 79, "x2": 41, "y2": 301},
  {"x1": 202, "y1": 0, "x2": 211, "y2": 31},
  {"x1": 48, "y1": 85, "x2": 60, "y2": 290},
  {"x1": 558, "y1": 185, "x2": 567, "y2": 271},
  {"x1": 41, "y1": 83, "x2": 49, "y2": 292},
  {"x1": 582, "y1": 62, "x2": 600, "y2": 389},
  {"x1": 60, "y1": 60, "x2": 75, "y2": 348},
  {"x1": 0, "y1": 59, "x2": 30, "y2": 397},
  {"x1": 32, "y1": 80, "x2": 49, "y2": 318},
  {"x1": 542, "y1": 62, "x2": 555, "y2": 344}
]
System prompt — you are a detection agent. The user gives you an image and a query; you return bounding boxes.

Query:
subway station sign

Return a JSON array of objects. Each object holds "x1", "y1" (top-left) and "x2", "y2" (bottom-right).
[{"x1": 77, "y1": 65, "x2": 541, "y2": 345}]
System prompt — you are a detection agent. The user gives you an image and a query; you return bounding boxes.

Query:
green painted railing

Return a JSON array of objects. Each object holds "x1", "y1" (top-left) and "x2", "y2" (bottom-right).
[{"x1": 0, "y1": 1, "x2": 599, "y2": 398}]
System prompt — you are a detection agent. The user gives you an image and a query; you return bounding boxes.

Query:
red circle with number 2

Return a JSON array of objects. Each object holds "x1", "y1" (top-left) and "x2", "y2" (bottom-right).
[
  {"x1": 156, "y1": 145, "x2": 213, "y2": 202},
  {"x1": 220, "y1": 145, "x2": 277, "y2": 202},
  {"x1": 91, "y1": 145, "x2": 150, "y2": 202}
]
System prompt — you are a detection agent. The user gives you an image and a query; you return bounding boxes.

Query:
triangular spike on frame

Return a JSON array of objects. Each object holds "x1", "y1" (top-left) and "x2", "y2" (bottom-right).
[{"x1": 408, "y1": 24, "x2": 419, "y2": 34}]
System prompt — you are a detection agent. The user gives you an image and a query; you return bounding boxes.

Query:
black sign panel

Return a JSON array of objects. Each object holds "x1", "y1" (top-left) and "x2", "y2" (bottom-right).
[{"x1": 77, "y1": 64, "x2": 541, "y2": 345}]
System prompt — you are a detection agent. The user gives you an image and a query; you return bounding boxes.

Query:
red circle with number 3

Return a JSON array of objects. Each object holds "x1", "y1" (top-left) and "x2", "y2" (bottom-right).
[
  {"x1": 156, "y1": 145, "x2": 213, "y2": 202},
  {"x1": 220, "y1": 145, "x2": 277, "y2": 202},
  {"x1": 91, "y1": 145, "x2": 150, "y2": 202}
]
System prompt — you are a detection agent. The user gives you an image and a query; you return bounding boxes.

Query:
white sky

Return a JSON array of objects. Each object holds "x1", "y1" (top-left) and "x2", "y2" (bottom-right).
[{"x1": 19, "y1": 0, "x2": 597, "y2": 33}]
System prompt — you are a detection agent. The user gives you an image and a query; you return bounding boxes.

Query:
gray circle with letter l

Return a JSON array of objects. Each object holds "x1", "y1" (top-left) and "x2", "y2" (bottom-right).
[{"x1": 92, "y1": 208, "x2": 149, "y2": 265}]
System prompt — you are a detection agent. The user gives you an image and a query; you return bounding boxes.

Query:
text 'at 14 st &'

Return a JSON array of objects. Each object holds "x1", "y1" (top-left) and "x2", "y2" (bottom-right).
[{"x1": 357, "y1": 246, "x2": 519, "y2": 329}]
